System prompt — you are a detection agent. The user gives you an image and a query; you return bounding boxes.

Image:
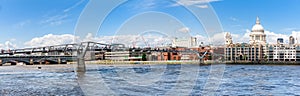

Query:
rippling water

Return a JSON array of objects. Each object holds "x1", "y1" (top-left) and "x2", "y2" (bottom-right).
[
  {"x1": 219, "y1": 65, "x2": 300, "y2": 95},
  {"x1": 1, "y1": 64, "x2": 300, "y2": 95}
]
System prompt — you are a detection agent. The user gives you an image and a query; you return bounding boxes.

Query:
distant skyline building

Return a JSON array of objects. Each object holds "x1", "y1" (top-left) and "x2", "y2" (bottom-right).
[
  {"x1": 277, "y1": 38, "x2": 284, "y2": 44},
  {"x1": 289, "y1": 36, "x2": 295, "y2": 45}
]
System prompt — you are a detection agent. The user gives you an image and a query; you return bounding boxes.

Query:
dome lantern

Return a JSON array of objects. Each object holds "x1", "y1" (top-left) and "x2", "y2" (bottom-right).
[
  {"x1": 251, "y1": 17, "x2": 264, "y2": 33},
  {"x1": 249, "y1": 17, "x2": 267, "y2": 45},
  {"x1": 256, "y1": 17, "x2": 260, "y2": 24}
]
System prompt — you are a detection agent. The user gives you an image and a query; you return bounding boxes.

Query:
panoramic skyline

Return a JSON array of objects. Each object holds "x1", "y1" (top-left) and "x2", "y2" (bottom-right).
[{"x1": 1, "y1": 0, "x2": 300, "y2": 49}]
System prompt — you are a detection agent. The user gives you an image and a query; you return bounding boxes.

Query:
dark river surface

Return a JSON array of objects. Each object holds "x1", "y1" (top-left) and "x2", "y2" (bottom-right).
[{"x1": 0, "y1": 64, "x2": 300, "y2": 95}]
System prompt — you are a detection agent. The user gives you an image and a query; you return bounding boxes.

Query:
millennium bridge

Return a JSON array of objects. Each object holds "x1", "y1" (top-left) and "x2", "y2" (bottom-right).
[{"x1": 0, "y1": 42, "x2": 116, "y2": 65}]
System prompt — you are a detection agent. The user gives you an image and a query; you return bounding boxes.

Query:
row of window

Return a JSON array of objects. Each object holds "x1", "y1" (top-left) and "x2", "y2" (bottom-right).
[
  {"x1": 226, "y1": 48, "x2": 260, "y2": 50},
  {"x1": 271, "y1": 56, "x2": 296, "y2": 59}
]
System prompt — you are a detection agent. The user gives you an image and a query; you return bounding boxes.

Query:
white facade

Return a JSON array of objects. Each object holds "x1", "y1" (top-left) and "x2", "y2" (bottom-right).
[
  {"x1": 172, "y1": 37, "x2": 198, "y2": 48},
  {"x1": 267, "y1": 44, "x2": 300, "y2": 61},
  {"x1": 225, "y1": 43, "x2": 264, "y2": 61},
  {"x1": 105, "y1": 51, "x2": 130, "y2": 60}
]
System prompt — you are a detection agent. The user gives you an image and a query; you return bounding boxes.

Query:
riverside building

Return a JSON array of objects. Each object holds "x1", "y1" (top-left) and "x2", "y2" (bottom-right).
[
  {"x1": 225, "y1": 17, "x2": 300, "y2": 62},
  {"x1": 225, "y1": 17, "x2": 266, "y2": 62},
  {"x1": 266, "y1": 37, "x2": 300, "y2": 62}
]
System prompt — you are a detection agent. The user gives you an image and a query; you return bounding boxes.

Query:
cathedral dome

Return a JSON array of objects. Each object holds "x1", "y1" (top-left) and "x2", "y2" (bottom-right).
[{"x1": 251, "y1": 17, "x2": 264, "y2": 32}]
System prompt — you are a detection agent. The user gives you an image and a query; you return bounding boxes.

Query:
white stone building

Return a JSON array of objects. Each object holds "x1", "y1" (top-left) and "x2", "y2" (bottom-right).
[
  {"x1": 225, "y1": 17, "x2": 266, "y2": 62},
  {"x1": 172, "y1": 37, "x2": 198, "y2": 48},
  {"x1": 267, "y1": 43, "x2": 300, "y2": 62},
  {"x1": 249, "y1": 17, "x2": 267, "y2": 45}
]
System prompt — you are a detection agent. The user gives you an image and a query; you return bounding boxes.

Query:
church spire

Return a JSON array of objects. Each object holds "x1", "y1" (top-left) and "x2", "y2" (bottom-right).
[{"x1": 256, "y1": 17, "x2": 260, "y2": 24}]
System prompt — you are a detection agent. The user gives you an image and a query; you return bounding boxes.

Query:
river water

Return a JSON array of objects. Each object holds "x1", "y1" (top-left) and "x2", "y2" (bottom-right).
[{"x1": 0, "y1": 64, "x2": 300, "y2": 95}]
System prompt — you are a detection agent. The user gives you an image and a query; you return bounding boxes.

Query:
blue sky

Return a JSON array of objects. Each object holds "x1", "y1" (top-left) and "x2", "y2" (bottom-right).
[
  {"x1": 0, "y1": 0, "x2": 300, "y2": 48},
  {"x1": 214, "y1": 0, "x2": 300, "y2": 34}
]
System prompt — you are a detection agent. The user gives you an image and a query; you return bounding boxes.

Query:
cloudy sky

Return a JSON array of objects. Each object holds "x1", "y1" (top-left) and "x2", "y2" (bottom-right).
[{"x1": 0, "y1": 0, "x2": 300, "y2": 49}]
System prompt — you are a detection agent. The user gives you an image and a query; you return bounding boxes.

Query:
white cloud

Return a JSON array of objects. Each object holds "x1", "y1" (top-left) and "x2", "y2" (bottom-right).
[
  {"x1": 197, "y1": 5, "x2": 208, "y2": 8},
  {"x1": 40, "y1": 0, "x2": 85, "y2": 26},
  {"x1": 193, "y1": 32, "x2": 226, "y2": 46},
  {"x1": 178, "y1": 27, "x2": 190, "y2": 33},
  {"x1": 140, "y1": 0, "x2": 156, "y2": 10},
  {"x1": 281, "y1": 28, "x2": 299, "y2": 32},
  {"x1": 63, "y1": 0, "x2": 85, "y2": 13},
  {"x1": 78, "y1": 33, "x2": 175, "y2": 47},
  {"x1": 41, "y1": 14, "x2": 69, "y2": 26},
  {"x1": 24, "y1": 34, "x2": 78, "y2": 47},
  {"x1": 229, "y1": 17, "x2": 238, "y2": 22},
  {"x1": 0, "y1": 44, "x2": 3, "y2": 49},
  {"x1": 194, "y1": 34, "x2": 207, "y2": 41},
  {"x1": 177, "y1": 0, "x2": 220, "y2": 6},
  {"x1": 85, "y1": 35, "x2": 172, "y2": 48},
  {"x1": 117, "y1": 32, "x2": 227, "y2": 47},
  {"x1": 231, "y1": 29, "x2": 251, "y2": 43},
  {"x1": 265, "y1": 31, "x2": 289, "y2": 44},
  {"x1": 5, "y1": 41, "x2": 17, "y2": 49},
  {"x1": 125, "y1": 0, "x2": 157, "y2": 11},
  {"x1": 0, "y1": 39, "x2": 18, "y2": 50},
  {"x1": 264, "y1": 30, "x2": 300, "y2": 44},
  {"x1": 137, "y1": 35, "x2": 173, "y2": 47},
  {"x1": 18, "y1": 30, "x2": 300, "y2": 49},
  {"x1": 226, "y1": 29, "x2": 300, "y2": 44},
  {"x1": 291, "y1": 31, "x2": 300, "y2": 44},
  {"x1": 23, "y1": 33, "x2": 171, "y2": 48},
  {"x1": 173, "y1": 0, "x2": 221, "y2": 8},
  {"x1": 194, "y1": 35, "x2": 208, "y2": 45},
  {"x1": 209, "y1": 32, "x2": 226, "y2": 45},
  {"x1": 14, "y1": 20, "x2": 31, "y2": 28}
]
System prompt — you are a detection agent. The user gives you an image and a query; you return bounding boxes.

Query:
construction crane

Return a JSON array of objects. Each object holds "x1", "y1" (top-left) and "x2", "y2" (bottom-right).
[
  {"x1": 131, "y1": 35, "x2": 150, "y2": 48},
  {"x1": 141, "y1": 36, "x2": 150, "y2": 48}
]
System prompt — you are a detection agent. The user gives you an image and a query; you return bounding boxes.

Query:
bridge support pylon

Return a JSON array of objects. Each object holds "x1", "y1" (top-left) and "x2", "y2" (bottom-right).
[
  {"x1": 76, "y1": 42, "x2": 90, "y2": 73},
  {"x1": 58, "y1": 58, "x2": 61, "y2": 64},
  {"x1": 30, "y1": 59, "x2": 33, "y2": 65},
  {"x1": 199, "y1": 59, "x2": 204, "y2": 65},
  {"x1": 77, "y1": 58, "x2": 86, "y2": 72}
]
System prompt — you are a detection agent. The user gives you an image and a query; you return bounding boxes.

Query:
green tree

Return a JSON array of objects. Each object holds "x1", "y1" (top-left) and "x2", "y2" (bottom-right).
[
  {"x1": 142, "y1": 53, "x2": 147, "y2": 61},
  {"x1": 208, "y1": 55, "x2": 212, "y2": 60},
  {"x1": 264, "y1": 55, "x2": 268, "y2": 61}
]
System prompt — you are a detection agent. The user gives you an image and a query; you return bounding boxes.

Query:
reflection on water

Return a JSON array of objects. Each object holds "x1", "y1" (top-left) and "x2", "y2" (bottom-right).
[{"x1": 1, "y1": 64, "x2": 300, "y2": 95}]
